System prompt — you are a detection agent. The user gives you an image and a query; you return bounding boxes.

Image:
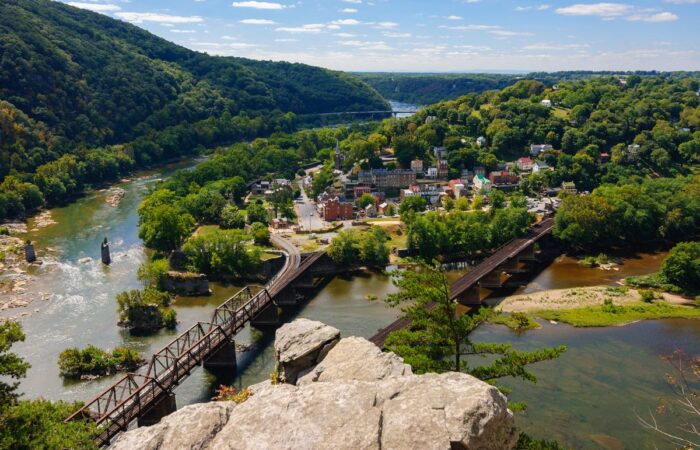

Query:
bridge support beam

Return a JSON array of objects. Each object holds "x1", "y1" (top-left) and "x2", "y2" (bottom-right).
[
  {"x1": 204, "y1": 339, "x2": 237, "y2": 371},
  {"x1": 251, "y1": 303, "x2": 281, "y2": 327},
  {"x1": 517, "y1": 243, "x2": 537, "y2": 262},
  {"x1": 455, "y1": 285, "x2": 482, "y2": 306},
  {"x1": 138, "y1": 393, "x2": 176, "y2": 428},
  {"x1": 481, "y1": 270, "x2": 508, "y2": 289}
]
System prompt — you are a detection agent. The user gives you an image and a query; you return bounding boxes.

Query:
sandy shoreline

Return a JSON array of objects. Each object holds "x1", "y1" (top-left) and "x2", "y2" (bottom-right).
[{"x1": 489, "y1": 285, "x2": 690, "y2": 313}]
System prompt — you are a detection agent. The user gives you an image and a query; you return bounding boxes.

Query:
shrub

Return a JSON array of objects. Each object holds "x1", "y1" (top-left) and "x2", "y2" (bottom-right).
[
  {"x1": 161, "y1": 308, "x2": 178, "y2": 329},
  {"x1": 250, "y1": 222, "x2": 270, "y2": 246},
  {"x1": 212, "y1": 385, "x2": 252, "y2": 403},
  {"x1": 137, "y1": 259, "x2": 170, "y2": 290},
  {"x1": 58, "y1": 345, "x2": 144, "y2": 379},
  {"x1": 115, "y1": 288, "x2": 174, "y2": 331},
  {"x1": 639, "y1": 289, "x2": 655, "y2": 303},
  {"x1": 0, "y1": 226, "x2": 8, "y2": 235}
]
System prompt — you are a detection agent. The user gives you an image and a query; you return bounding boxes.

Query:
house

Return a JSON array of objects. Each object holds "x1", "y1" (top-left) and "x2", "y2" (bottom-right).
[
  {"x1": 358, "y1": 169, "x2": 417, "y2": 190},
  {"x1": 250, "y1": 180, "x2": 271, "y2": 196},
  {"x1": 474, "y1": 166, "x2": 486, "y2": 177},
  {"x1": 625, "y1": 144, "x2": 640, "y2": 162},
  {"x1": 517, "y1": 157, "x2": 534, "y2": 172},
  {"x1": 433, "y1": 146, "x2": 448, "y2": 159},
  {"x1": 364, "y1": 204, "x2": 377, "y2": 218},
  {"x1": 532, "y1": 161, "x2": 551, "y2": 173},
  {"x1": 599, "y1": 152, "x2": 610, "y2": 163},
  {"x1": 530, "y1": 144, "x2": 553, "y2": 156},
  {"x1": 437, "y1": 159, "x2": 449, "y2": 179},
  {"x1": 426, "y1": 167, "x2": 438, "y2": 179},
  {"x1": 476, "y1": 136, "x2": 487, "y2": 148},
  {"x1": 425, "y1": 116, "x2": 437, "y2": 124},
  {"x1": 461, "y1": 169, "x2": 474, "y2": 182},
  {"x1": 541, "y1": 99, "x2": 552, "y2": 108},
  {"x1": 272, "y1": 218, "x2": 291, "y2": 229},
  {"x1": 410, "y1": 159, "x2": 424, "y2": 174},
  {"x1": 489, "y1": 171, "x2": 519, "y2": 186},
  {"x1": 321, "y1": 198, "x2": 354, "y2": 221},
  {"x1": 378, "y1": 202, "x2": 394, "y2": 216},
  {"x1": 561, "y1": 181, "x2": 577, "y2": 195},
  {"x1": 448, "y1": 179, "x2": 466, "y2": 198},
  {"x1": 473, "y1": 174, "x2": 492, "y2": 193}
]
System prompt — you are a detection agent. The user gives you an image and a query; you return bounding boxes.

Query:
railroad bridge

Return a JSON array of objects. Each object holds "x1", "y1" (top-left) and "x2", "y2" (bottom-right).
[
  {"x1": 370, "y1": 217, "x2": 555, "y2": 348},
  {"x1": 66, "y1": 237, "x2": 341, "y2": 446}
]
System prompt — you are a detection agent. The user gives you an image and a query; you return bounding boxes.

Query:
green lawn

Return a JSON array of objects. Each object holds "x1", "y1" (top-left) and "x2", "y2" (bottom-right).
[{"x1": 533, "y1": 302, "x2": 700, "y2": 327}]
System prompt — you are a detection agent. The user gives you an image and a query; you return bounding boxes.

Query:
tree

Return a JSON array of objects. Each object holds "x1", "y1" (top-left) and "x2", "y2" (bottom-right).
[
  {"x1": 661, "y1": 242, "x2": 700, "y2": 292},
  {"x1": 399, "y1": 196, "x2": 427, "y2": 216},
  {"x1": 0, "y1": 321, "x2": 29, "y2": 407},
  {"x1": 385, "y1": 262, "x2": 565, "y2": 381},
  {"x1": 327, "y1": 230, "x2": 360, "y2": 266},
  {"x1": 220, "y1": 204, "x2": 246, "y2": 229},
  {"x1": 137, "y1": 259, "x2": 170, "y2": 290},
  {"x1": 358, "y1": 227, "x2": 390, "y2": 267},
  {"x1": 246, "y1": 201, "x2": 269, "y2": 225},
  {"x1": 139, "y1": 204, "x2": 196, "y2": 253},
  {"x1": 183, "y1": 229, "x2": 261, "y2": 277},
  {"x1": 250, "y1": 222, "x2": 271, "y2": 246},
  {"x1": 0, "y1": 322, "x2": 96, "y2": 449},
  {"x1": 358, "y1": 193, "x2": 376, "y2": 209}
]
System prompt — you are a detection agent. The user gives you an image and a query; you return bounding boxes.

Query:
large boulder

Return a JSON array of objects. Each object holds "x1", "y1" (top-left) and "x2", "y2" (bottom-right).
[
  {"x1": 274, "y1": 318, "x2": 340, "y2": 384},
  {"x1": 110, "y1": 320, "x2": 518, "y2": 450},
  {"x1": 298, "y1": 336, "x2": 412, "y2": 385}
]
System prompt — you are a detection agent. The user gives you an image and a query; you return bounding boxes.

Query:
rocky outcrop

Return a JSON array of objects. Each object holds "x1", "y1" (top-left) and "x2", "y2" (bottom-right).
[
  {"x1": 274, "y1": 318, "x2": 341, "y2": 384},
  {"x1": 111, "y1": 319, "x2": 518, "y2": 450},
  {"x1": 162, "y1": 271, "x2": 210, "y2": 296}
]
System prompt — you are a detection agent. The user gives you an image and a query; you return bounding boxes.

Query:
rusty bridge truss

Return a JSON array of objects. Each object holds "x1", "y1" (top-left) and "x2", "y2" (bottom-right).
[{"x1": 66, "y1": 284, "x2": 277, "y2": 446}]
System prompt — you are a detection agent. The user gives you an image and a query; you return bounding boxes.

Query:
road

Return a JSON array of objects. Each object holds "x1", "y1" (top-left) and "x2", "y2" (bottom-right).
[{"x1": 295, "y1": 180, "x2": 325, "y2": 231}]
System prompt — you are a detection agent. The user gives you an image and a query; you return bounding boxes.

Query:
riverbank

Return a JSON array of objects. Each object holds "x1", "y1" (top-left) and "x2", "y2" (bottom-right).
[{"x1": 490, "y1": 285, "x2": 700, "y2": 327}]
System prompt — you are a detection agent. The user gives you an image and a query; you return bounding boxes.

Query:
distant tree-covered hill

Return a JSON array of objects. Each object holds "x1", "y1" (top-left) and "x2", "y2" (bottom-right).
[
  {"x1": 358, "y1": 73, "x2": 516, "y2": 105},
  {"x1": 359, "y1": 71, "x2": 700, "y2": 106},
  {"x1": 0, "y1": 0, "x2": 387, "y2": 148}
]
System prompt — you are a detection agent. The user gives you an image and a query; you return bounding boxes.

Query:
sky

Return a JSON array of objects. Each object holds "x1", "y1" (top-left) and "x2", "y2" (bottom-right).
[{"x1": 59, "y1": 0, "x2": 700, "y2": 72}]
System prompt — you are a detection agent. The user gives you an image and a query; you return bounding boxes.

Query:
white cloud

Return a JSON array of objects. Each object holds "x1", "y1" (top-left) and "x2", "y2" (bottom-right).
[
  {"x1": 664, "y1": 0, "x2": 699, "y2": 3},
  {"x1": 240, "y1": 19, "x2": 277, "y2": 24},
  {"x1": 341, "y1": 8, "x2": 358, "y2": 13},
  {"x1": 343, "y1": 0, "x2": 362, "y2": 3},
  {"x1": 232, "y1": 1, "x2": 287, "y2": 9},
  {"x1": 274, "y1": 38, "x2": 298, "y2": 42},
  {"x1": 439, "y1": 24, "x2": 500, "y2": 30},
  {"x1": 276, "y1": 24, "x2": 326, "y2": 33},
  {"x1": 67, "y1": 2, "x2": 121, "y2": 12},
  {"x1": 372, "y1": 21, "x2": 399, "y2": 29},
  {"x1": 447, "y1": 15, "x2": 463, "y2": 20},
  {"x1": 555, "y1": 3, "x2": 632, "y2": 18},
  {"x1": 516, "y1": 4, "x2": 550, "y2": 11},
  {"x1": 626, "y1": 11, "x2": 678, "y2": 22},
  {"x1": 170, "y1": 29, "x2": 197, "y2": 33},
  {"x1": 523, "y1": 42, "x2": 590, "y2": 50},
  {"x1": 334, "y1": 32, "x2": 357, "y2": 37},
  {"x1": 331, "y1": 19, "x2": 361, "y2": 25},
  {"x1": 115, "y1": 12, "x2": 204, "y2": 24},
  {"x1": 337, "y1": 40, "x2": 393, "y2": 51},
  {"x1": 490, "y1": 30, "x2": 534, "y2": 37},
  {"x1": 384, "y1": 31, "x2": 411, "y2": 38}
]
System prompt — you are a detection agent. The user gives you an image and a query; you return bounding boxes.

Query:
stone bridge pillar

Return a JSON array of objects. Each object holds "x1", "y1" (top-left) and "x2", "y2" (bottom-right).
[
  {"x1": 204, "y1": 339, "x2": 237, "y2": 371},
  {"x1": 137, "y1": 393, "x2": 176, "y2": 427},
  {"x1": 455, "y1": 285, "x2": 482, "y2": 306},
  {"x1": 517, "y1": 243, "x2": 537, "y2": 262},
  {"x1": 251, "y1": 303, "x2": 282, "y2": 327},
  {"x1": 480, "y1": 270, "x2": 508, "y2": 289}
]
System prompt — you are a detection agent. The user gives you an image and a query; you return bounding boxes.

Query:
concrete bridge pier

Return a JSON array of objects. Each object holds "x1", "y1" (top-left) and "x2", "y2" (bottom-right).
[
  {"x1": 480, "y1": 270, "x2": 509, "y2": 289},
  {"x1": 517, "y1": 244, "x2": 537, "y2": 262},
  {"x1": 251, "y1": 303, "x2": 282, "y2": 327},
  {"x1": 455, "y1": 285, "x2": 482, "y2": 306},
  {"x1": 204, "y1": 339, "x2": 237, "y2": 371},
  {"x1": 137, "y1": 393, "x2": 176, "y2": 427}
]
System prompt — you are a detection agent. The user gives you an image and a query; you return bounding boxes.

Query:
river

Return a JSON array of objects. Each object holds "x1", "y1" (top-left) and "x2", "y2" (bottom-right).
[{"x1": 1, "y1": 162, "x2": 698, "y2": 449}]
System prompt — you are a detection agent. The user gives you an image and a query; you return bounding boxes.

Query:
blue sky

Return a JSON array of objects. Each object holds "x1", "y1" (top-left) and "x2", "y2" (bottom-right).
[{"x1": 60, "y1": 0, "x2": 700, "y2": 71}]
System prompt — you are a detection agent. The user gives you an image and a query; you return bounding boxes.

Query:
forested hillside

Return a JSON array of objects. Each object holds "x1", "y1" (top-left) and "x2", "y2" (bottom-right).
[
  {"x1": 359, "y1": 71, "x2": 700, "y2": 105},
  {"x1": 358, "y1": 73, "x2": 515, "y2": 105},
  {"x1": 0, "y1": 0, "x2": 388, "y2": 219}
]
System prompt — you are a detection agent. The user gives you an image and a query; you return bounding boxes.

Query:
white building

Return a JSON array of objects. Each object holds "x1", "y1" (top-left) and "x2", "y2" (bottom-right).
[{"x1": 541, "y1": 99, "x2": 552, "y2": 108}]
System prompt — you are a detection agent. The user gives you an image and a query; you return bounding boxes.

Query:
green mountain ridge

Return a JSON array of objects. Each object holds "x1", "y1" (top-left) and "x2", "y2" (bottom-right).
[{"x1": 0, "y1": 0, "x2": 388, "y2": 148}]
